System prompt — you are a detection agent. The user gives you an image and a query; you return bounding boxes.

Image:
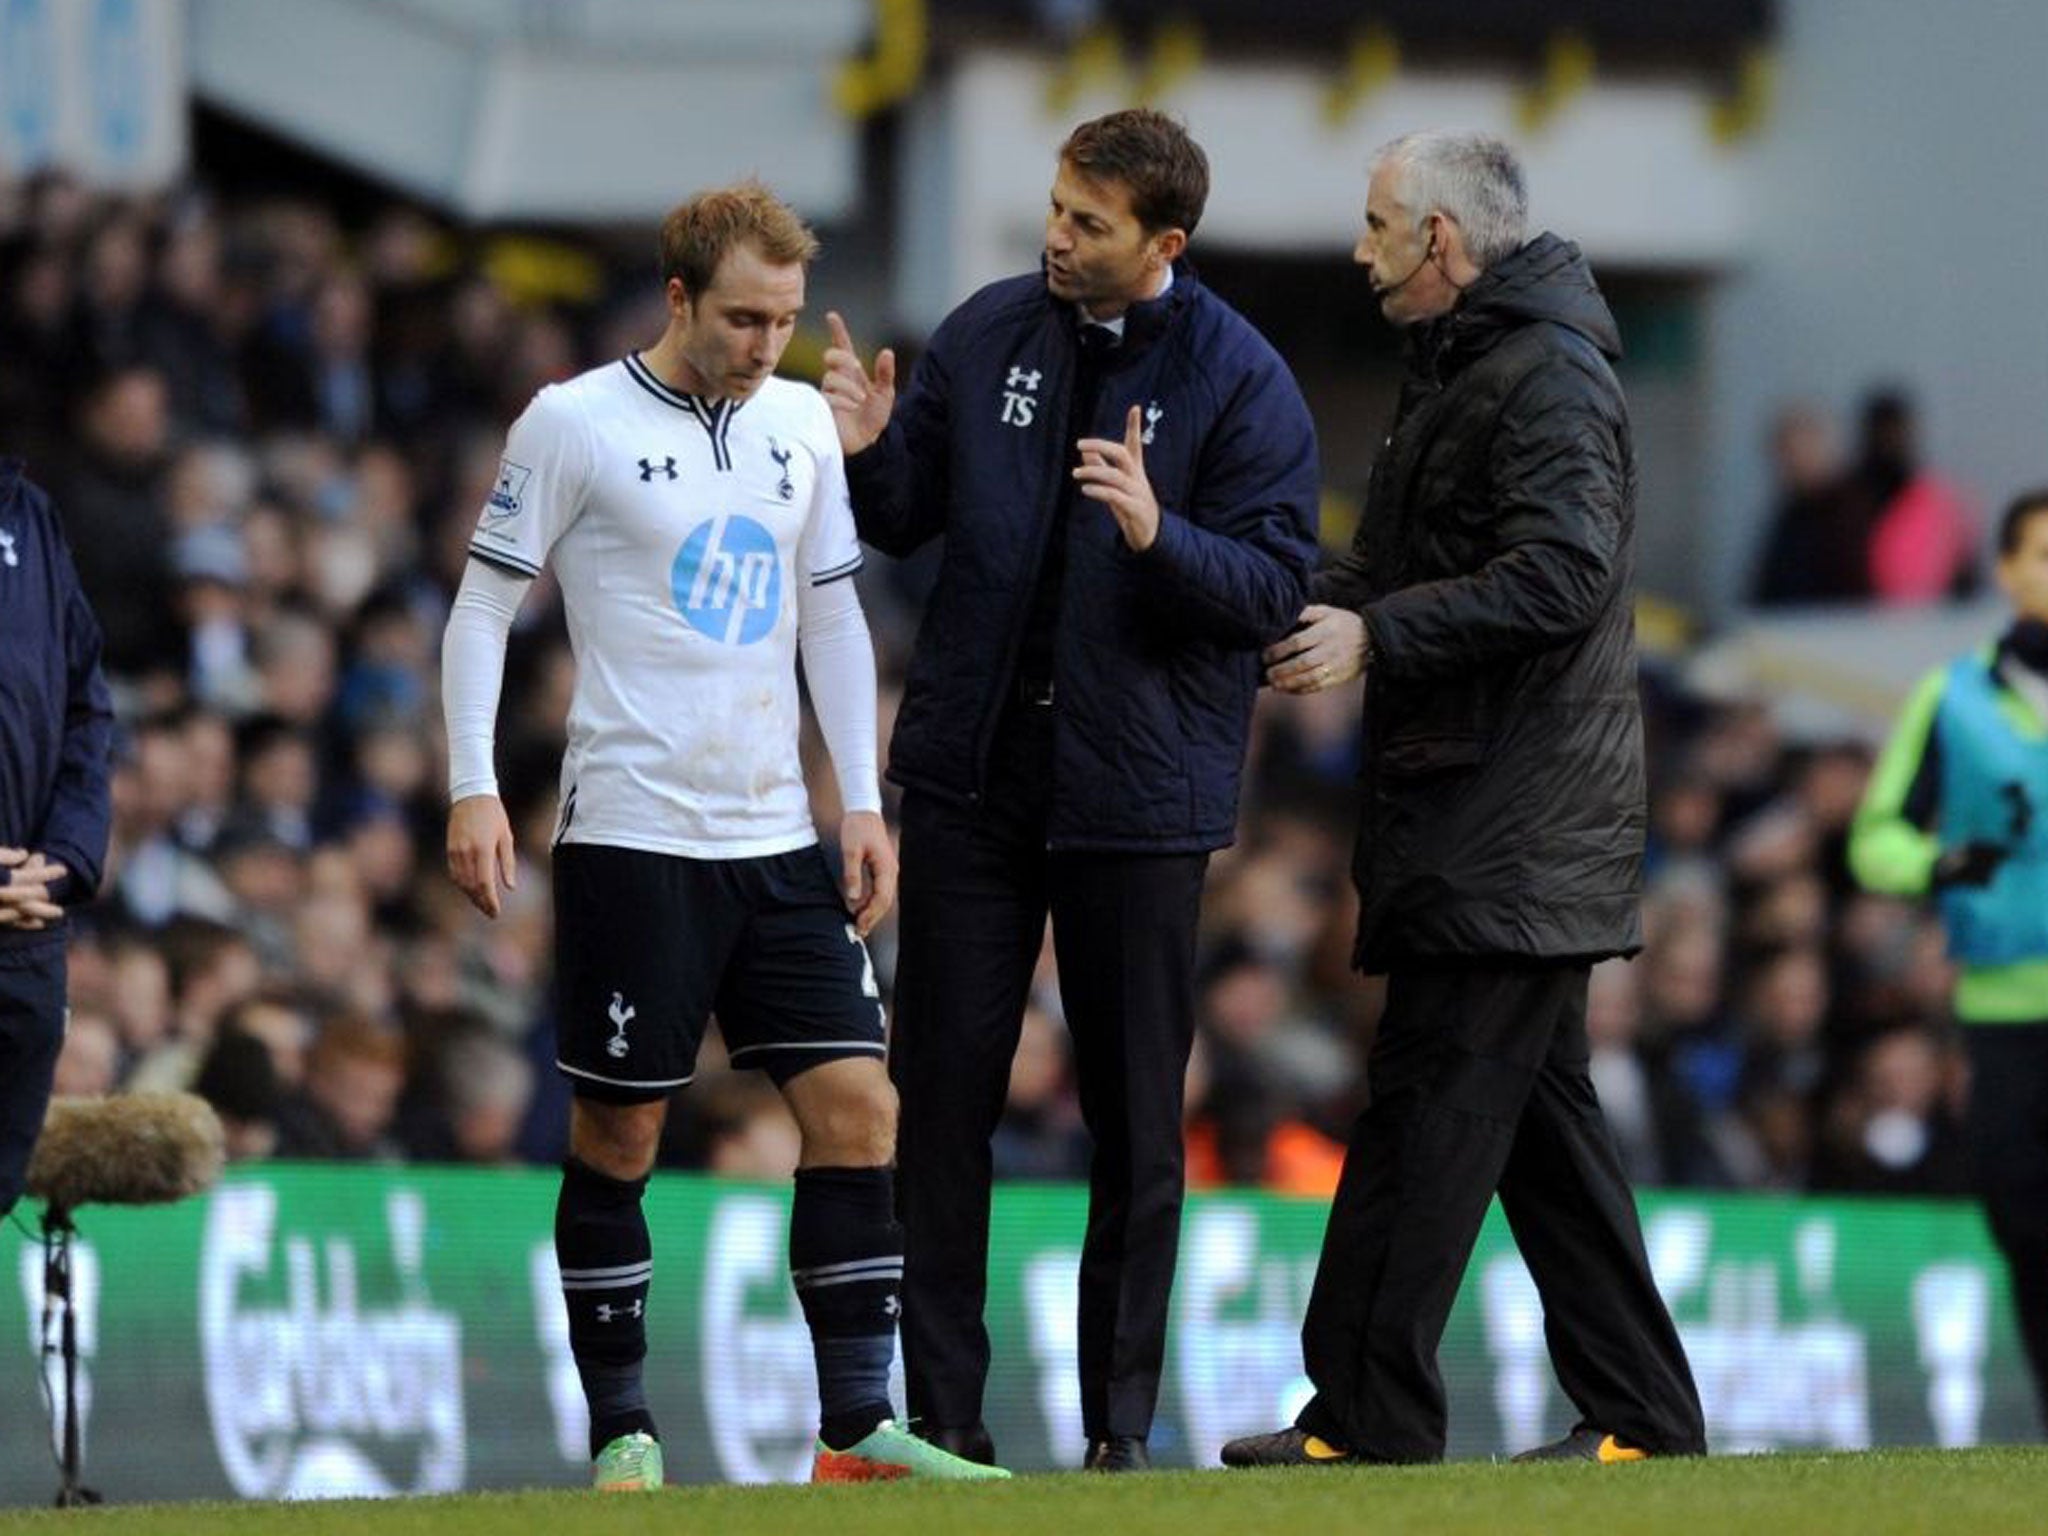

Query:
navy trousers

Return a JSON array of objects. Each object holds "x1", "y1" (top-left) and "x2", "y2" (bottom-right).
[
  {"x1": 0, "y1": 941, "x2": 66, "y2": 1217},
  {"x1": 891, "y1": 700, "x2": 1208, "y2": 1444}
]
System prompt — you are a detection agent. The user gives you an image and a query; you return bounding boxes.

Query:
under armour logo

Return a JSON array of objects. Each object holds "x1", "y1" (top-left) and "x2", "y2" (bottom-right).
[
  {"x1": 883, "y1": 1294, "x2": 901, "y2": 1319},
  {"x1": 606, "y1": 991, "x2": 637, "y2": 1059},
  {"x1": 1000, "y1": 364, "x2": 1042, "y2": 428},
  {"x1": 768, "y1": 438, "x2": 794, "y2": 501},
  {"x1": 1141, "y1": 402, "x2": 1163, "y2": 445},
  {"x1": 595, "y1": 1299, "x2": 644, "y2": 1323},
  {"x1": 0, "y1": 529, "x2": 15, "y2": 568},
  {"x1": 638, "y1": 456, "x2": 678, "y2": 482}
]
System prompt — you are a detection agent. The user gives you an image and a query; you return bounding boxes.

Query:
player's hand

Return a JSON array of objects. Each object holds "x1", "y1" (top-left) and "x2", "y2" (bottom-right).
[
  {"x1": 821, "y1": 311, "x2": 897, "y2": 457},
  {"x1": 1264, "y1": 604, "x2": 1370, "y2": 694},
  {"x1": 1074, "y1": 405, "x2": 1161, "y2": 553},
  {"x1": 447, "y1": 795, "x2": 518, "y2": 919},
  {"x1": 839, "y1": 810, "x2": 898, "y2": 938},
  {"x1": 0, "y1": 848, "x2": 65, "y2": 930}
]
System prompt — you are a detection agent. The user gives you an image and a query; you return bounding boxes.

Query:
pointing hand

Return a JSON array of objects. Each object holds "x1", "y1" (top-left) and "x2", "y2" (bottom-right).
[{"x1": 821, "y1": 311, "x2": 898, "y2": 457}]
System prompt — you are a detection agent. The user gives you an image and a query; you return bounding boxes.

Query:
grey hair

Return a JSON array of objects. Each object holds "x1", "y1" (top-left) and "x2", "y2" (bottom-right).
[{"x1": 1370, "y1": 131, "x2": 1528, "y2": 270}]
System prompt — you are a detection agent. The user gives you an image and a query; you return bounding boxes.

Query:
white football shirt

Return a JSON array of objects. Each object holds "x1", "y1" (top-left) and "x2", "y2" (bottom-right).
[{"x1": 468, "y1": 354, "x2": 863, "y2": 858}]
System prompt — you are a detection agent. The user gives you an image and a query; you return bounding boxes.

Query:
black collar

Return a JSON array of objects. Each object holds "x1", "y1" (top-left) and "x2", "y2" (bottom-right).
[{"x1": 623, "y1": 351, "x2": 748, "y2": 420}]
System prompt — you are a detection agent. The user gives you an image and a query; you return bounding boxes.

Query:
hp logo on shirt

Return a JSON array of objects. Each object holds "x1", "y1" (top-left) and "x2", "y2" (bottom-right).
[{"x1": 672, "y1": 515, "x2": 782, "y2": 645}]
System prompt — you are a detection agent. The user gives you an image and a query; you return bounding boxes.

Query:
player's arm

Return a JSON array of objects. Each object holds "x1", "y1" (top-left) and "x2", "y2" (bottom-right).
[
  {"x1": 798, "y1": 411, "x2": 895, "y2": 935},
  {"x1": 1849, "y1": 668, "x2": 1947, "y2": 897},
  {"x1": 799, "y1": 576, "x2": 895, "y2": 936},
  {"x1": 444, "y1": 387, "x2": 591, "y2": 919},
  {"x1": 443, "y1": 558, "x2": 530, "y2": 918}
]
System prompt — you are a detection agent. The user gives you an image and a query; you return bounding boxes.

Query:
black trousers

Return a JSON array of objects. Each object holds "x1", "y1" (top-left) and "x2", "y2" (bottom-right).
[
  {"x1": 0, "y1": 943, "x2": 66, "y2": 1218},
  {"x1": 891, "y1": 702, "x2": 1208, "y2": 1442},
  {"x1": 1296, "y1": 962, "x2": 1705, "y2": 1461},
  {"x1": 1961, "y1": 1021, "x2": 2048, "y2": 1432}
]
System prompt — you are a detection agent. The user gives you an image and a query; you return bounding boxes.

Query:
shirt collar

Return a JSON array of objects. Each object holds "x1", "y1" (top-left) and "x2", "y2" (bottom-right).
[{"x1": 1078, "y1": 265, "x2": 1174, "y2": 339}]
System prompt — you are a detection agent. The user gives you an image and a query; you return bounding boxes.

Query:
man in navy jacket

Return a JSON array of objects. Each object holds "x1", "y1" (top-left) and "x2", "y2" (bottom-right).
[
  {"x1": 823, "y1": 108, "x2": 1319, "y2": 1470},
  {"x1": 0, "y1": 461, "x2": 115, "y2": 1217}
]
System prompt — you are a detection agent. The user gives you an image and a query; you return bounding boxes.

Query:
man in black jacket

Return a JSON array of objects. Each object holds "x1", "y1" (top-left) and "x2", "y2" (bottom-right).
[
  {"x1": 0, "y1": 461, "x2": 115, "y2": 1217},
  {"x1": 822, "y1": 109, "x2": 1319, "y2": 1470},
  {"x1": 1227, "y1": 132, "x2": 1704, "y2": 1467}
]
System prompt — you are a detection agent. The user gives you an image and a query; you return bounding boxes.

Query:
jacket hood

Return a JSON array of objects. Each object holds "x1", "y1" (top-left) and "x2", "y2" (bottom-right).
[{"x1": 1423, "y1": 232, "x2": 1621, "y2": 368}]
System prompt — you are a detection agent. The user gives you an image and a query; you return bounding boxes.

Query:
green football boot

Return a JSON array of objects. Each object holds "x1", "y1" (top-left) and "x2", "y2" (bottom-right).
[
  {"x1": 812, "y1": 1419, "x2": 1013, "y2": 1482},
  {"x1": 593, "y1": 1430, "x2": 663, "y2": 1492}
]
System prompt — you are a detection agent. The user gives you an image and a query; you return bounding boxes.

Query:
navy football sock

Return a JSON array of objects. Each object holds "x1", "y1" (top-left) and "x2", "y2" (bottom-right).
[
  {"x1": 556, "y1": 1156, "x2": 657, "y2": 1457},
  {"x1": 790, "y1": 1165, "x2": 902, "y2": 1450}
]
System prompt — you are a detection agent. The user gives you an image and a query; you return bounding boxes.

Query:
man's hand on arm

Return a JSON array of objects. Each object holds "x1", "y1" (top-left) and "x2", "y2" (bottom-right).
[
  {"x1": 1074, "y1": 405, "x2": 1161, "y2": 553},
  {"x1": 821, "y1": 311, "x2": 897, "y2": 458},
  {"x1": 446, "y1": 796, "x2": 518, "y2": 919},
  {"x1": 0, "y1": 848, "x2": 68, "y2": 930},
  {"x1": 838, "y1": 810, "x2": 898, "y2": 939},
  {"x1": 1263, "y1": 605, "x2": 1371, "y2": 694}
]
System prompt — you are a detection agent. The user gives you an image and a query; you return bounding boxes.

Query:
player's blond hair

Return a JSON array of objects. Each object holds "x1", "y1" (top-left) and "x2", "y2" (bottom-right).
[{"x1": 658, "y1": 181, "x2": 820, "y2": 296}]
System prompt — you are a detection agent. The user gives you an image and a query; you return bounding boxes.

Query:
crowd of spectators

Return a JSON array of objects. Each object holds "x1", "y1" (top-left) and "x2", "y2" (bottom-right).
[
  {"x1": 1749, "y1": 390, "x2": 1980, "y2": 609},
  {"x1": 0, "y1": 166, "x2": 1987, "y2": 1203}
]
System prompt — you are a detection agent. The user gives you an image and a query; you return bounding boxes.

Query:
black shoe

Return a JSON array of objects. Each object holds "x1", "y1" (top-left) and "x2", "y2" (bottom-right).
[
  {"x1": 921, "y1": 1421, "x2": 997, "y2": 1466},
  {"x1": 1084, "y1": 1435, "x2": 1150, "y2": 1472},
  {"x1": 1510, "y1": 1426, "x2": 1650, "y2": 1464},
  {"x1": 1219, "y1": 1426, "x2": 1355, "y2": 1468}
]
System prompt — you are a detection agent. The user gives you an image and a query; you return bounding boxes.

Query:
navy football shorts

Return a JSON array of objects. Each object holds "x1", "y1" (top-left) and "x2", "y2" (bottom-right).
[{"x1": 552, "y1": 842, "x2": 885, "y2": 1102}]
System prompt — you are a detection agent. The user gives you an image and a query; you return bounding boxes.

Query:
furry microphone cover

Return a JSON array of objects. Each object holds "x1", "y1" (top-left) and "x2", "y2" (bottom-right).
[{"x1": 26, "y1": 1094, "x2": 227, "y2": 1212}]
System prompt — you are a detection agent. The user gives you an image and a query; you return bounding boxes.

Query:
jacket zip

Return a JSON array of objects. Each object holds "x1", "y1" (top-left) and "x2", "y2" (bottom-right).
[{"x1": 968, "y1": 324, "x2": 1084, "y2": 810}]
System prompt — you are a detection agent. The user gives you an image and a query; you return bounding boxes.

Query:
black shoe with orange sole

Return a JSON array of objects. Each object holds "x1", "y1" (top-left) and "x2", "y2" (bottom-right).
[
  {"x1": 1511, "y1": 1426, "x2": 1652, "y2": 1464},
  {"x1": 1220, "y1": 1426, "x2": 1357, "y2": 1468}
]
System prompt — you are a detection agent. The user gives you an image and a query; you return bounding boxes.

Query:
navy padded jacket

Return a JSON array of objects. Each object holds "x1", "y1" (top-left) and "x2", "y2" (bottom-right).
[{"x1": 847, "y1": 264, "x2": 1319, "y2": 852}]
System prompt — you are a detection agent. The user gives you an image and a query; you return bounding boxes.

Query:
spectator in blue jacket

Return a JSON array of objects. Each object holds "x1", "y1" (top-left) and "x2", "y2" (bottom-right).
[
  {"x1": 822, "y1": 107, "x2": 1320, "y2": 1472},
  {"x1": 0, "y1": 461, "x2": 115, "y2": 1216}
]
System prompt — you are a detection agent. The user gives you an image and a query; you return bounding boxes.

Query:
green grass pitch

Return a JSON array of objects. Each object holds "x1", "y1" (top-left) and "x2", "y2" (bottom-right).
[{"x1": 1, "y1": 1450, "x2": 2043, "y2": 1534}]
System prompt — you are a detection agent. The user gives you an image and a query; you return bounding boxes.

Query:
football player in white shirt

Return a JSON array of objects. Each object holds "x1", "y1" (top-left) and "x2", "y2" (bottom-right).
[{"x1": 442, "y1": 183, "x2": 1005, "y2": 1489}]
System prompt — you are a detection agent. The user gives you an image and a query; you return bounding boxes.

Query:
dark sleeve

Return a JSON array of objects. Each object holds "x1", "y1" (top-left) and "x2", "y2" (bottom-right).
[
  {"x1": 1129, "y1": 350, "x2": 1321, "y2": 648},
  {"x1": 1309, "y1": 543, "x2": 1372, "y2": 611},
  {"x1": 1364, "y1": 361, "x2": 1623, "y2": 679},
  {"x1": 40, "y1": 517, "x2": 115, "y2": 900},
  {"x1": 844, "y1": 324, "x2": 957, "y2": 558}
]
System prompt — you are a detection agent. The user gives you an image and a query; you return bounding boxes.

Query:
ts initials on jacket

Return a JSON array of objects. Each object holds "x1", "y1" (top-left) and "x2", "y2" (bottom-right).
[
  {"x1": 848, "y1": 261, "x2": 1321, "y2": 853},
  {"x1": 1317, "y1": 234, "x2": 1645, "y2": 969}
]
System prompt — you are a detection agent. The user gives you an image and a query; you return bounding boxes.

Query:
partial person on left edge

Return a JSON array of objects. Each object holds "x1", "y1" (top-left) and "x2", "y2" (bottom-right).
[{"x1": 0, "y1": 458, "x2": 116, "y2": 1217}]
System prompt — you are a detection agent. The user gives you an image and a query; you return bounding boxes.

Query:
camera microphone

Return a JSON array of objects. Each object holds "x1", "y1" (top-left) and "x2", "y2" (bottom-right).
[{"x1": 27, "y1": 1093, "x2": 227, "y2": 1215}]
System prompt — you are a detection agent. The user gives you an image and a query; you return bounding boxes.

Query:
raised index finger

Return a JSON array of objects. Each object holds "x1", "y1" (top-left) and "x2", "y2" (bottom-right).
[
  {"x1": 825, "y1": 309, "x2": 857, "y2": 357},
  {"x1": 1125, "y1": 403, "x2": 1144, "y2": 457}
]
